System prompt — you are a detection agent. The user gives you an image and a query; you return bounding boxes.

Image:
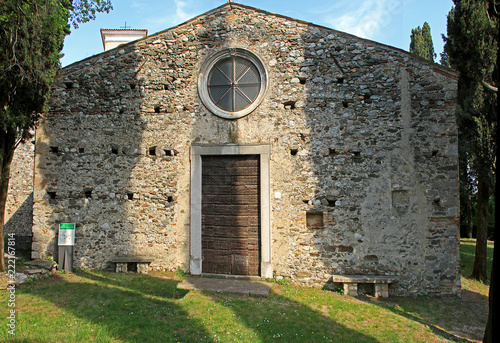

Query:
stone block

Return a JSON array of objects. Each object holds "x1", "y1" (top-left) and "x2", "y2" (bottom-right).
[
  {"x1": 344, "y1": 283, "x2": 358, "y2": 296},
  {"x1": 296, "y1": 271, "x2": 313, "y2": 278},
  {"x1": 26, "y1": 268, "x2": 47, "y2": 275},
  {"x1": 374, "y1": 283, "x2": 389, "y2": 298},
  {"x1": 137, "y1": 263, "x2": 149, "y2": 274},
  {"x1": 115, "y1": 262, "x2": 128, "y2": 273}
]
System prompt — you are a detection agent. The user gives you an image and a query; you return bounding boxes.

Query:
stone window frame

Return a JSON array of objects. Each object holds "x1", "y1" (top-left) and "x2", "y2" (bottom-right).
[
  {"x1": 189, "y1": 144, "x2": 272, "y2": 278},
  {"x1": 198, "y1": 48, "x2": 268, "y2": 119}
]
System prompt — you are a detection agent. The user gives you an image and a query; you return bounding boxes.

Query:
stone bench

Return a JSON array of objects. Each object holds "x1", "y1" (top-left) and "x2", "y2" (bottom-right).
[
  {"x1": 332, "y1": 275, "x2": 398, "y2": 298},
  {"x1": 110, "y1": 256, "x2": 154, "y2": 274}
]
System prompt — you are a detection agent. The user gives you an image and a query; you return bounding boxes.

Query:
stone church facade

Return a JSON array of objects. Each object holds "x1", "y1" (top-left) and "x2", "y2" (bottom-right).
[{"x1": 30, "y1": 3, "x2": 460, "y2": 295}]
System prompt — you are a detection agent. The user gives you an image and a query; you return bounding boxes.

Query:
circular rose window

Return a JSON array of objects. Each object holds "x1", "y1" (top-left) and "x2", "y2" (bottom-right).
[{"x1": 198, "y1": 48, "x2": 267, "y2": 119}]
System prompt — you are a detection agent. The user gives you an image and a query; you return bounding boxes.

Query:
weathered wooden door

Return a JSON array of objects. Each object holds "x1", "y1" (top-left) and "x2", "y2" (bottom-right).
[{"x1": 201, "y1": 155, "x2": 260, "y2": 275}]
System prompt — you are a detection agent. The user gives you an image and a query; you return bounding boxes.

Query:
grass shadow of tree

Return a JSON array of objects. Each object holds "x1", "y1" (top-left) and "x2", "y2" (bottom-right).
[
  {"x1": 11, "y1": 272, "x2": 483, "y2": 342},
  {"x1": 15, "y1": 271, "x2": 380, "y2": 342},
  {"x1": 202, "y1": 286, "x2": 380, "y2": 342},
  {"x1": 358, "y1": 289, "x2": 488, "y2": 343},
  {"x1": 17, "y1": 271, "x2": 214, "y2": 342}
]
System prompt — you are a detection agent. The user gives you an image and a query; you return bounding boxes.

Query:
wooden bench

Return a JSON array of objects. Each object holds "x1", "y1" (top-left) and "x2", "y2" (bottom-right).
[
  {"x1": 332, "y1": 275, "x2": 398, "y2": 298},
  {"x1": 110, "y1": 256, "x2": 155, "y2": 274}
]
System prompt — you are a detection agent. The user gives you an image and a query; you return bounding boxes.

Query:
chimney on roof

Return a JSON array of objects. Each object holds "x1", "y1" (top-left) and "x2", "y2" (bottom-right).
[{"x1": 100, "y1": 27, "x2": 148, "y2": 51}]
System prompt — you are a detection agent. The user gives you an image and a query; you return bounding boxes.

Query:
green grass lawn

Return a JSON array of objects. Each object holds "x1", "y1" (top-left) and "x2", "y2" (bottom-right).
[
  {"x1": 0, "y1": 239, "x2": 493, "y2": 342},
  {"x1": 459, "y1": 239, "x2": 494, "y2": 286}
]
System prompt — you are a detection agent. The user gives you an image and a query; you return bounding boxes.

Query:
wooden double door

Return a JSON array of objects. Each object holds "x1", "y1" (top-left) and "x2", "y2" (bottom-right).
[{"x1": 201, "y1": 155, "x2": 261, "y2": 275}]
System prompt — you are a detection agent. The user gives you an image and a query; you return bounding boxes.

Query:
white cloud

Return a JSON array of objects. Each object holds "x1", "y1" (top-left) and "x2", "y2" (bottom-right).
[
  {"x1": 139, "y1": 0, "x2": 205, "y2": 34},
  {"x1": 174, "y1": 0, "x2": 194, "y2": 23},
  {"x1": 323, "y1": 0, "x2": 405, "y2": 40}
]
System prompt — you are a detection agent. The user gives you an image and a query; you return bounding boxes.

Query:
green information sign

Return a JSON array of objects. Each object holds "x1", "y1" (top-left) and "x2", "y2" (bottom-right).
[
  {"x1": 58, "y1": 223, "x2": 75, "y2": 245},
  {"x1": 59, "y1": 223, "x2": 75, "y2": 230}
]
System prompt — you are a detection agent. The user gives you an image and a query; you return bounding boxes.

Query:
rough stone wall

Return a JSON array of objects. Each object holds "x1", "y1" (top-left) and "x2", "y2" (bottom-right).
[
  {"x1": 5, "y1": 137, "x2": 34, "y2": 250},
  {"x1": 33, "y1": 4, "x2": 460, "y2": 295}
]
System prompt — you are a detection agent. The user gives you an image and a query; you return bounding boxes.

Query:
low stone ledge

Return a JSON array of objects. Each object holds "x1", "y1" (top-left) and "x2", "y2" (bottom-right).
[
  {"x1": 110, "y1": 256, "x2": 155, "y2": 274},
  {"x1": 110, "y1": 256, "x2": 155, "y2": 263},
  {"x1": 14, "y1": 260, "x2": 57, "y2": 284},
  {"x1": 25, "y1": 260, "x2": 57, "y2": 271},
  {"x1": 332, "y1": 275, "x2": 399, "y2": 284},
  {"x1": 332, "y1": 274, "x2": 398, "y2": 297}
]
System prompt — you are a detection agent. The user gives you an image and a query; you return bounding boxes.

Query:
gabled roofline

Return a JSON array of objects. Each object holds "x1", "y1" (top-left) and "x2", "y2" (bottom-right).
[{"x1": 61, "y1": 1, "x2": 457, "y2": 79}]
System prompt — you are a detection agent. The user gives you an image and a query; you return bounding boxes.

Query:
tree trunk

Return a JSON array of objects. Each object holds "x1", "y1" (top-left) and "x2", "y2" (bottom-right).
[
  {"x1": 483, "y1": 43, "x2": 499, "y2": 343},
  {"x1": 483, "y1": 252, "x2": 494, "y2": 342},
  {"x1": 0, "y1": 132, "x2": 16, "y2": 272},
  {"x1": 466, "y1": 199, "x2": 473, "y2": 238},
  {"x1": 470, "y1": 170, "x2": 489, "y2": 282}
]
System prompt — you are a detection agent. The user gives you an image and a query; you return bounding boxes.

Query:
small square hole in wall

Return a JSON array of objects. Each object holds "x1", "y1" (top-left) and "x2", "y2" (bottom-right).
[
  {"x1": 283, "y1": 101, "x2": 296, "y2": 110},
  {"x1": 306, "y1": 211, "x2": 324, "y2": 229},
  {"x1": 392, "y1": 190, "x2": 409, "y2": 206},
  {"x1": 127, "y1": 192, "x2": 134, "y2": 200},
  {"x1": 290, "y1": 148, "x2": 299, "y2": 156},
  {"x1": 167, "y1": 196, "x2": 174, "y2": 203},
  {"x1": 50, "y1": 146, "x2": 59, "y2": 153},
  {"x1": 84, "y1": 189, "x2": 93, "y2": 198},
  {"x1": 164, "y1": 148, "x2": 173, "y2": 156},
  {"x1": 47, "y1": 191, "x2": 57, "y2": 200},
  {"x1": 299, "y1": 77, "x2": 307, "y2": 85},
  {"x1": 329, "y1": 148, "x2": 337, "y2": 157},
  {"x1": 111, "y1": 147, "x2": 119, "y2": 155},
  {"x1": 337, "y1": 77, "x2": 344, "y2": 84},
  {"x1": 327, "y1": 198, "x2": 336, "y2": 207},
  {"x1": 154, "y1": 106, "x2": 161, "y2": 113},
  {"x1": 148, "y1": 147, "x2": 156, "y2": 156},
  {"x1": 352, "y1": 151, "x2": 363, "y2": 163},
  {"x1": 79, "y1": 148, "x2": 85, "y2": 153}
]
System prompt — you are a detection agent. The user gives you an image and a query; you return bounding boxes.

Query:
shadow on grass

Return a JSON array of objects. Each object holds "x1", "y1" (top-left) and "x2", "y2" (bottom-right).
[
  {"x1": 352, "y1": 239, "x2": 492, "y2": 343},
  {"x1": 204, "y1": 286, "x2": 380, "y2": 343},
  {"x1": 19, "y1": 271, "x2": 214, "y2": 342},
  {"x1": 17, "y1": 271, "x2": 380, "y2": 342},
  {"x1": 358, "y1": 289, "x2": 488, "y2": 343}
]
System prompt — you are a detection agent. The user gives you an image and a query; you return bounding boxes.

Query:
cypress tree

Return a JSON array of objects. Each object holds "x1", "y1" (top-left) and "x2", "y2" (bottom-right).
[
  {"x1": 443, "y1": 0, "x2": 498, "y2": 284},
  {"x1": 410, "y1": 22, "x2": 436, "y2": 62}
]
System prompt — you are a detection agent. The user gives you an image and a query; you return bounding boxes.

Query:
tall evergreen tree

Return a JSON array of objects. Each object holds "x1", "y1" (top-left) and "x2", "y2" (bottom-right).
[
  {"x1": 459, "y1": 142, "x2": 476, "y2": 238},
  {"x1": 0, "y1": 0, "x2": 112, "y2": 272},
  {"x1": 443, "y1": 0, "x2": 498, "y2": 284},
  {"x1": 439, "y1": 41, "x2": 452, "y2": 68},
  {"x1": 410, "y1": 22, "x2": 436, "y2": 62}
]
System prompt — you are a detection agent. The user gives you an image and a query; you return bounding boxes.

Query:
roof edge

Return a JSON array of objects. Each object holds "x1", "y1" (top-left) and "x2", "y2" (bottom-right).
[{"x1": 60, "y1": 1, "x2": 457, "y2": 78}]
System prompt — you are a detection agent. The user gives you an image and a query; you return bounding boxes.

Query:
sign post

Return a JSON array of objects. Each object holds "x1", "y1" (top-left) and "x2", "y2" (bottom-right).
[{"x1": 58, "y1": 223, "x2": 75, "y2": 272}]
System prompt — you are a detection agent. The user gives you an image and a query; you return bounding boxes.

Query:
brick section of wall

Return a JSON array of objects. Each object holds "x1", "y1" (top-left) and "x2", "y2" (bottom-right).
[{"x1": 32, "y1": 4, "x2": 460, "y2": 295}]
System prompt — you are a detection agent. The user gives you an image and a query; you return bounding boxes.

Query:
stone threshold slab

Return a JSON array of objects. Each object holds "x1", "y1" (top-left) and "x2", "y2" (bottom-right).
[{"x1": 177, "y1": 276, "x2": 272, "y2": 297}]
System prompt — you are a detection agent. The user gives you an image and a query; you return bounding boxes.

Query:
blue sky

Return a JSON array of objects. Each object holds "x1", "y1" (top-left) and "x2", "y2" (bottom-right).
[{"x1": 61, "y1": 0, "x2": 454, "y2": 67}]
